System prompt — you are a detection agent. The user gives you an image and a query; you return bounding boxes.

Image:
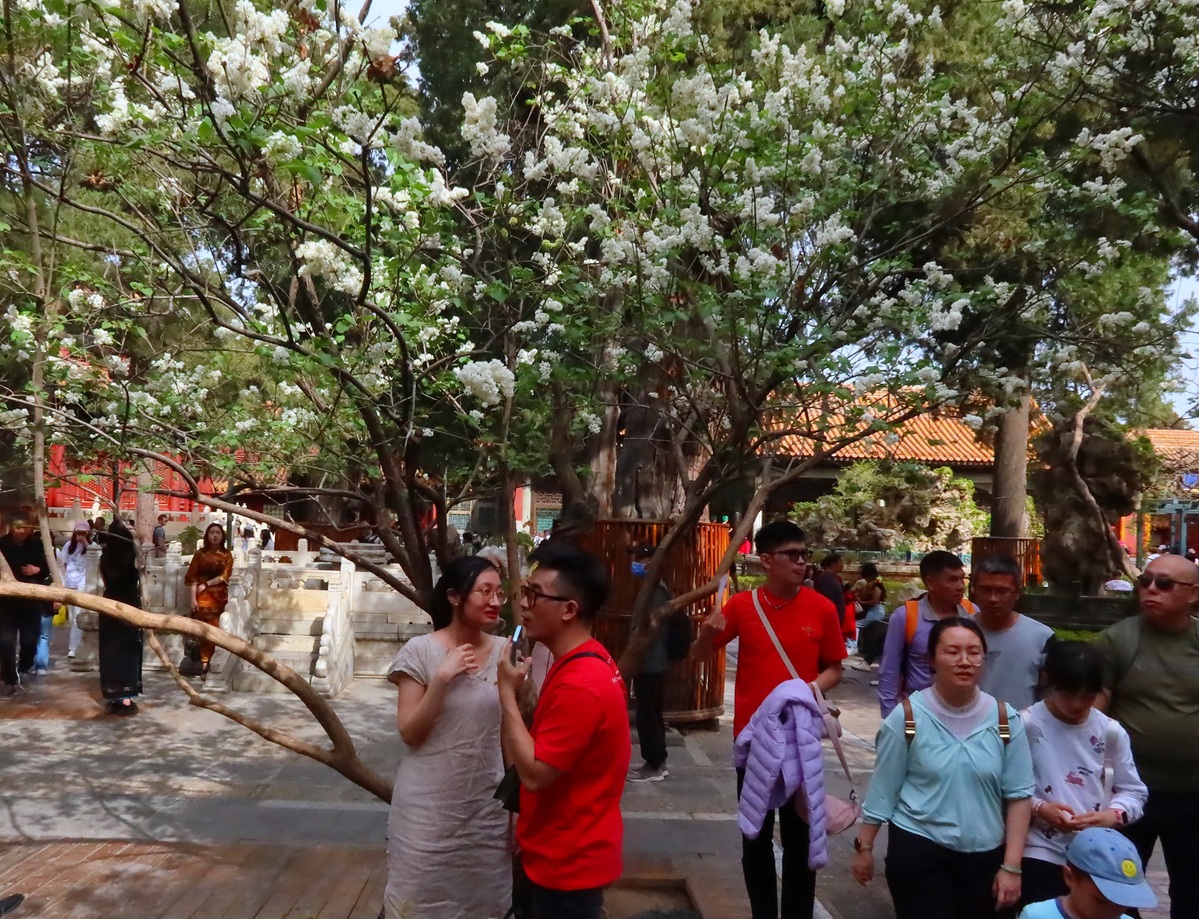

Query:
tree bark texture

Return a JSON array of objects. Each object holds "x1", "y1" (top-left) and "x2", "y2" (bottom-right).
[{"x1": 990, "y1": 393, "x2": 1030, "y2": 538}]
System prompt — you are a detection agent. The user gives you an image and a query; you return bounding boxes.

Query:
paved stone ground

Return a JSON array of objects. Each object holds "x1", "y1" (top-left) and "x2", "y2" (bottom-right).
[{"x1": 0, "y1": 636, "x2": 1172, "y2": 918}]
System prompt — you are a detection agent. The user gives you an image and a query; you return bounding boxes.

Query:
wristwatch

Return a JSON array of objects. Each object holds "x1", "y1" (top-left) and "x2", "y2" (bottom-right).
[{"x1": 853, "y1": 837, "x2": 872, "y2": 852}]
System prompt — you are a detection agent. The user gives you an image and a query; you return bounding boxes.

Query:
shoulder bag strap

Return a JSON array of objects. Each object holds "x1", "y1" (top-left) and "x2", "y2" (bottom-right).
[
  {"x1": 810, "y1": 681, "x2": 856, "y2": 793},
  {"x1": 900, "y1": 696, "x2": 917, "y2": 747},
  {"x1": 904, "y1": 599, "x2": 920, "y2": 646},
  {"x1": 752, "y1": 588, "x2": 800, "y2": 680},
  {"x1": 996, "y1": 699, "x2": 1011, "y2": 746},
  {"x1": 541, "y1": 650, "x2": 607, "y2": 695},
  {"x1": 1101, "y1": 716, "x2": 1118, "y2": 807}
]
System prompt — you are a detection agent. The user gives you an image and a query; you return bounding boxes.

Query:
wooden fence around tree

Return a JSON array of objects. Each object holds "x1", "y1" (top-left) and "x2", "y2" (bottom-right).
[
  {"x1": 971, "y1": 536, "x2": 1043, "y2": 586},
  {"x1": 579, "y1": 519, "x2": 729, "y2": 724}
]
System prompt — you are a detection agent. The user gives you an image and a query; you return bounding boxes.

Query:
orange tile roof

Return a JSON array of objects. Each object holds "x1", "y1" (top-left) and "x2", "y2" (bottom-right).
[
  {"x1": 1143, "y1": 428, "x2": 1199, "y2": 470},
  {"x1": 771, "y1": 406, "x2": 994, "y2": 467}
]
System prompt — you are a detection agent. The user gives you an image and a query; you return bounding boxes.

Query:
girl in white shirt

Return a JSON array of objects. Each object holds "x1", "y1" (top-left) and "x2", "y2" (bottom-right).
[
  {"x1": 57, "y1": 521, "x2": 91, "y2": 657},
  {"x1": 1020, "y1": 640, "x2": 1147, "y2": 907}
]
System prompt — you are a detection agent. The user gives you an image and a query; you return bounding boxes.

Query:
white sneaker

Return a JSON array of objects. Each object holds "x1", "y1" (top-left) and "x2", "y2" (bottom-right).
[
  {"x1": 627, "y1": 764, "x2": 669, "y2": 783},
  {"x1": 35, "y1": 668, "x2": 47, "y2": 676},
  {"x1": 67, "y1": 649, "x2": 76, "y2": 659}
]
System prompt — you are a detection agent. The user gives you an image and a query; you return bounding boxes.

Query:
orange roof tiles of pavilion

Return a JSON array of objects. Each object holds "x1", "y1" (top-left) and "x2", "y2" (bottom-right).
[
  {"x1": 1143, "y1": 428, "x2": 1199, "y2": 469},
  {"x1": 771, "y1": 406, "x2": 995, "y2": 468}
]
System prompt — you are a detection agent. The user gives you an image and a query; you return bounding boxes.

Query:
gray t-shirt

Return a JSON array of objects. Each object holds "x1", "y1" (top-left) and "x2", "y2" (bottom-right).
[{"x1": 978, "y1": 615, "x2": 1055, "y2": 710}]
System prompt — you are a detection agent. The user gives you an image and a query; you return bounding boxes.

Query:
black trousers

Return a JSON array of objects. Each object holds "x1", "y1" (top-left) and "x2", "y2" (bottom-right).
[
  {"x1": 0, "y1": 603, "x2": 38, "y2": 685},
  {"x1": 1124, "y1": 788, "x2": 1199, "y2": 919},
  {"x1": 736, "y1": 768, "x2": 815, "y2": 919},
  {"x1": 1020, "y1": 857, "x2": 1068, "y2": 908},
  {"x1": 633, "y1": 671, "x2": 667, "y2": 769},
  {"x1": 529, "y1": 882, "x2": 604, "y2": 919},
  {"x1": 884, "y1": 824, "x2": 1004, "y2": 919}
]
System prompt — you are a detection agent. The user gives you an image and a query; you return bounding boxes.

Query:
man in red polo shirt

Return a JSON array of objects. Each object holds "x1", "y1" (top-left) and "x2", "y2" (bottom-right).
[
  {"x1": 692, "y1": 520, "x2": 846, "y2": 919},
  {"x1": 499, "y1": 542, "x2": 631, "y2": 919}
]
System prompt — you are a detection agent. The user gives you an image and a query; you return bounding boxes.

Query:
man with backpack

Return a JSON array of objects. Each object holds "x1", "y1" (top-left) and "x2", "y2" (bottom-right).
[
  {"x1": 877, "y1": 550, "x2": 977, "y2": 717},
  {"x1": 1095, "y1": 553, "x2": 1199, "y2": 919},
  {"x1": 626, "y1": 543, "x2": 686, "y2": 783}
]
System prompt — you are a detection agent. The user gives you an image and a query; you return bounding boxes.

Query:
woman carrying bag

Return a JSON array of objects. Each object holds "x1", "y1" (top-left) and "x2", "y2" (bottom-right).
[{"x1": 852, "y1": 616, "x2": 1034, "y2": 918}]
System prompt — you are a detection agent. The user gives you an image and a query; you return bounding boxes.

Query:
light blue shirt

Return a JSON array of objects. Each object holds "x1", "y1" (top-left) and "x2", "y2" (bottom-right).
[
  {"x1": 862, "y1": 689, "x2": 1035, "y2": 852},
  {"x1": 1019, "y1": 899, "x2": 1131, "y2": 919}
]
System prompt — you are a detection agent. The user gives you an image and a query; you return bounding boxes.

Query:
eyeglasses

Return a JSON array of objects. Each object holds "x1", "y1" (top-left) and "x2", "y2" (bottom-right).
[
  {"x1": 1136, "y1": 573, "x2": 1199, "y2": 592},
  {"x1": 764, "y1": 548, "x2": 810, "y2": 564},
  {"x1": 940, "y1": 648, "x2": 984, "y2": 663},
  {"x1": 471, "y1": 586, "x2": 507, "y2": 603},
  {"x1": 521, "y1": 583, "x2": 572, "y2": 605}
]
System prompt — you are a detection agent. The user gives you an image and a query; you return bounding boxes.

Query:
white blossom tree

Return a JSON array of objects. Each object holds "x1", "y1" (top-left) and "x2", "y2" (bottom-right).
[{"x1": 0, "y1": 0, "x2": 1191, "y2": 644}]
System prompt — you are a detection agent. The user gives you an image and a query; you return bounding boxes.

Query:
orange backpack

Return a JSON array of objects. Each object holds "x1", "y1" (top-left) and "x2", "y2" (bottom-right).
[{"x1": 903, "y1": 597, "x2": 977, "y2": 646}]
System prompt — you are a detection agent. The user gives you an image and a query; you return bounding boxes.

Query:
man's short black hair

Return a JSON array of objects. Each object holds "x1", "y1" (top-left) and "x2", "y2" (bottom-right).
[
  {"x1": 821, "y1": 553, "x2": 842, "y2": 569},
  {"x1": 755, "y1": 520, "x2": 806, "y2": 555},
  {"x1": 973, "y1": 554, "x2": 1022, "y2": 586},
  {"x1": 529, "y1": 542, "x2": 609, "y2": 623},
  {"x1": 920, "y1": 550, "x2": 965, "y2": 582}
]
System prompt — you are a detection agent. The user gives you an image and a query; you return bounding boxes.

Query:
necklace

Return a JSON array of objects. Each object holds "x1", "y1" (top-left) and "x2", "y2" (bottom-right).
[{"x1": 760, "y1": 588, "x2": 793, "y2": 611}]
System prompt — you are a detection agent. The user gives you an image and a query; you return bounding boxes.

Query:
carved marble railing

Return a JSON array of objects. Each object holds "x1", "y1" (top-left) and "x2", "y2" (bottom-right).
[{"x1": 66, "y1": 538, "x2": 433, "y2": 697}]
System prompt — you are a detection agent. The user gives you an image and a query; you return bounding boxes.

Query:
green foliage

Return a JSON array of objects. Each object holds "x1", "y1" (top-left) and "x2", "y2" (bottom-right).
[{"x1": 789, "y1": 461, "x2": 987, "y2": 552}]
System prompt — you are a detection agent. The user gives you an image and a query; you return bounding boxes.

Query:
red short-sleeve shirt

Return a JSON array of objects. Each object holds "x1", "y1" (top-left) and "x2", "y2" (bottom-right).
[
  {"x1": 516, "y1": 638, "x2": 632, "y2": 890},
  {"x1": 713, "y1": 587, "x2": 848, "y2": 736}
]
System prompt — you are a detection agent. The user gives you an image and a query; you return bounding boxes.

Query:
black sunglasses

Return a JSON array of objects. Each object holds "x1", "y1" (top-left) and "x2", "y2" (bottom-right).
[
  {"x1": 1135, "y1": 573, "x2": 1199, "y2": 592},
  {"x1": 764, "y1": 548, "x2": 810, "y2": 564}
]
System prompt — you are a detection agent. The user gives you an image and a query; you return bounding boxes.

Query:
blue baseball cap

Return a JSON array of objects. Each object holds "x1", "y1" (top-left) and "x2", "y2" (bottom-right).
[{"x1": 1066, "y1": 828, "x2": 1157, "y2": 910}]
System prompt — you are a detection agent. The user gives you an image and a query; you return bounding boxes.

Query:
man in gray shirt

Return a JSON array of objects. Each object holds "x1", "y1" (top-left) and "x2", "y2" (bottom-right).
[{"x1": 974, "y1": 554, "x2": 1054, "y2": 710}]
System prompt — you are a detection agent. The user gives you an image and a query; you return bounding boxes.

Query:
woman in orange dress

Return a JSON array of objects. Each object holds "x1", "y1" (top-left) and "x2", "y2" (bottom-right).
[{"x1": 184, "y1": 523, "x2": 234, "y2": 673}]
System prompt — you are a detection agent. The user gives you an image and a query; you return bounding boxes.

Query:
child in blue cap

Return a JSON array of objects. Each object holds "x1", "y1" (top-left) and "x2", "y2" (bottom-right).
[{"x1": 1019, "y1": 827, "x2": 1157, "y2": 919}]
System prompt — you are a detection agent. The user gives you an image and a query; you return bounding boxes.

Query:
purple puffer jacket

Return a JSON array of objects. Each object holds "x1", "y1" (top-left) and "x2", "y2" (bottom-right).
[{"x1": 732, "y1": 679, "x2": 829, "y2": 869}]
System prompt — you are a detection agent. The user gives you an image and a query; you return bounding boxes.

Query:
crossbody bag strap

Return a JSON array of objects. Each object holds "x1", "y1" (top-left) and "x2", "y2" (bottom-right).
[
  {"x1": 1101, "y1": 716, "x2": 1118, "y2": 807},
  {"x1": 811, "y1": 681, "x2": 856, "y2": 792},
  {"x1": 541, "y1": 650, "x2": 607, "y2": 695},
  {"x1": 752, "y1": 591, "x2": 855, "y2": 791},
  {"x1": 752, "y1": 588, "x2": 800, "y2": 679}
]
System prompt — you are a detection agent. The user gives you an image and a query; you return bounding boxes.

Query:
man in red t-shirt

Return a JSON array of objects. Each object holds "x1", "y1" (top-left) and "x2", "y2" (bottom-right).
[
  {"x1": 499, "y1": 542, "x2": 631, "y2": 919},
  {"x1": 692, "y1": 520, "x2": 846, "y2": 919}
]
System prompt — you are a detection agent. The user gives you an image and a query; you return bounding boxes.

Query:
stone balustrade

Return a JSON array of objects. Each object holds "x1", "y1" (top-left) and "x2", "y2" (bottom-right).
[{"x1": 66, "y1": 539, "x2": 433, "y2": 697}]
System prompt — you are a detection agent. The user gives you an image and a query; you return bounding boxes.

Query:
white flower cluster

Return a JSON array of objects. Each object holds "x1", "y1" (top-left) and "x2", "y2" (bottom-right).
[
  {"x1": 295, "y1": 239, "x2": 365, "y2": 296},
  {"x1": 391, "y1": 118, "x2": 445, "y2": 166},
  {"x1": 454, "y1": 360, "x2": 516, "y2": 406},
  {"x1": 263, "y1": 131, "x2": 302, "y2": 163},
  {"x1": 461, "y1": 93, "x2": 511, "y2": 160},
  {"x1": 1075, "y1": 126, "x2": 1144, "y2": 173}
]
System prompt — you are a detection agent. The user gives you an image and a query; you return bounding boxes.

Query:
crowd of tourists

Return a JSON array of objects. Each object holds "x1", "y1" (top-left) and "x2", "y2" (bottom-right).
[
  {"x1": 2, "y1": 508, "x2": 1195, "y2": 919},
  {"x1": 372, "y1": 519, "x2": 1195, "y2": 919}
]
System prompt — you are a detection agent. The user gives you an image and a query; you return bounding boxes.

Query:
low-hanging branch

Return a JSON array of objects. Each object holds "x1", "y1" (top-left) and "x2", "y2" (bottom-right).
[{"x1": 0, "y1": 578, "x2": 394, "y2": 804}]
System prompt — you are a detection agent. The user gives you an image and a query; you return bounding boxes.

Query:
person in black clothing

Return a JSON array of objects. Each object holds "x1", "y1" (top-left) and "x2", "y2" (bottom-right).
[
  {"x1": 0, "y1": 515, "x2": 51, "y2": 695},
  {"x1": 98, "y1": 517, "x2": 143, "y2": 715},
  {"x1": 813, "y1": 554, "x2": 846, "y2": 613},
  {"x1": 627, "y1": 544, "x2": 673, "y2": 783}
]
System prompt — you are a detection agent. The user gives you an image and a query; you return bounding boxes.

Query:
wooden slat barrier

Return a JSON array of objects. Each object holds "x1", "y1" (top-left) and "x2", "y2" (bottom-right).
[
  {"x1": 579, "y1": 519, "x2": 729, "y2": 723},
  {"x1": 971, "y1": 536, "x2": 1043, "y2": 586}
]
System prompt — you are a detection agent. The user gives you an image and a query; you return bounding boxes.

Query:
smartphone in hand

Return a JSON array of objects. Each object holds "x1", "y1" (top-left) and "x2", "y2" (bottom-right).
[{"x1": 510, "y1": 624, "x2": 525, "y2": 664}]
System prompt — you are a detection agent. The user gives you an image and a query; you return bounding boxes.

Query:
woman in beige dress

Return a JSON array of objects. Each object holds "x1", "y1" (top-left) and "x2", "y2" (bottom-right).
[{"x1": 384, "y1": 555, "x2": 511, "y2": 919}]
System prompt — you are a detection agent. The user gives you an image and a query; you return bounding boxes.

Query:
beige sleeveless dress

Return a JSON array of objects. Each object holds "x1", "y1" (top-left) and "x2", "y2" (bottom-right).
[{"x1": 383, "y1": 634, "x2": 511, "y2": 919}]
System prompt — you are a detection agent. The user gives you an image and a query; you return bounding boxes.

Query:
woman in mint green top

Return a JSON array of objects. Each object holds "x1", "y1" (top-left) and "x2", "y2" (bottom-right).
[{"x1": 852, "y1": 617, "x2": 1035, "y2": 918}]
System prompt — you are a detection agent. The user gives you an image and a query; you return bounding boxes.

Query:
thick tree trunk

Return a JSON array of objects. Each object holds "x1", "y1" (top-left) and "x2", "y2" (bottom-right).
[{"x1": 990, "y1": 393, "x2": 1030, "y2": 538}]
